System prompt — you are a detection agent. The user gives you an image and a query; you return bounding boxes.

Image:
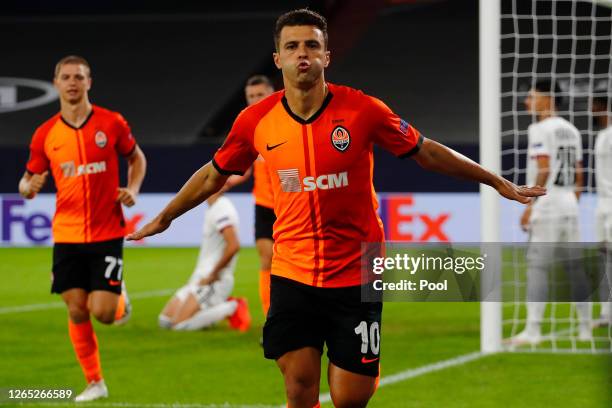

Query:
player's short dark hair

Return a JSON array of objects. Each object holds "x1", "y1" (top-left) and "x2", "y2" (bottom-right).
[
  {"x1": 246, "y1": 75, "x2": 273, "y2": 89},
  {"x1": 533, "y1": 79, "x2": 563, "y2": 107},
  {"x1": 54, "y1": 55, "x2": 91, "y2": 78},
  {"x1": 274, "y1": 8, "x2": 328, "y2": 50}
]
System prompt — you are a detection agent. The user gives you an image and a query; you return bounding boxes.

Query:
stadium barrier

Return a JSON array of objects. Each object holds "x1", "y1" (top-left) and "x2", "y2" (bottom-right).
[{"x1": 0, "y1": 192, "x2": 599, "y2": 247}]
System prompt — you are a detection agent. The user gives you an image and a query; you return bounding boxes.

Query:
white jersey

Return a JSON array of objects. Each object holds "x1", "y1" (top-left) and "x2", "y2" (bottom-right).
[
  {"x1": 595, "y1": 126, "x2": 612, "y2": 214},
  {"x1": 526, "y1": 116, "x2": 582, "y2": 219},
  {"x1": 188, "y1": 196, "x2": 239, "y2": 283}
]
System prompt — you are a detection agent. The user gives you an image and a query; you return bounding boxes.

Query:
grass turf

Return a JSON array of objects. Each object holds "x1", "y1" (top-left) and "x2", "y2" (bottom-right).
[{"x1": 0, "y1": 247, "x2": 609, "y2": 407}]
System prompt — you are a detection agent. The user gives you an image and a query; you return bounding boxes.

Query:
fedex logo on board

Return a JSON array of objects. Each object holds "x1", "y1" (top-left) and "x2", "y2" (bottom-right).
[
  {"x1": 1, "y1": 196, "x2": 145, "y2": 245},
  {"x1": 380, "y1": 194, "x2": 450, "y2": 242},
  {"x1": 2, "y1": 197, "x2": 52, "y2": 243}
]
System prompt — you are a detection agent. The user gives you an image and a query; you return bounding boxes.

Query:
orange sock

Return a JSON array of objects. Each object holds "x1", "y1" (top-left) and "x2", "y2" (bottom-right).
[
  {"x1": 68, "y1": 319, "x2": 102, "y2": 383},
  {"x1": 259, "y1": 269, "x2": 271, "y2": 316},
  {"x1": 114, "y1": 293, "x2": 125, "y2": 322}
]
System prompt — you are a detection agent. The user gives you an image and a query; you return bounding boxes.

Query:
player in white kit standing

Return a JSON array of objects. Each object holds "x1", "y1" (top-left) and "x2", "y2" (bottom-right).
[
  {"x1": 158, "y1": 190, "x2": 251, "y2": 331},
  {"x1": 593, "y1": 94, "x2": 612, "y2": 327},
  {"x1": 513, "y1": 80, "x2": 592, "y2": 345}
]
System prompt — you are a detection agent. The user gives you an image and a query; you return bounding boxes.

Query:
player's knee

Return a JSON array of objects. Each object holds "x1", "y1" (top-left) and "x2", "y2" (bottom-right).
[
  {"x1": 158, "y1": 314, "x2": 173, "y2": 329},
  {"x1": 284, "y1": 372, "x2": 319, "y2": 404},
  {"x1": 90, "y1": 306, "x2": 115, "y2": 325},
  {"x1": 329, "y1": 388, "x2": 372, "y2": 408},
  {"x1": 67, "y1": 303, "x2": 89, "y2": 323}
]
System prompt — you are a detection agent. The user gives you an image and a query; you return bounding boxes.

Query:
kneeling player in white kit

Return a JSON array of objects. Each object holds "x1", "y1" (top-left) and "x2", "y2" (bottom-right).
[
  {"x1": 158, "y1": 190, "x2": 251, "y2": 331},
  {"x1": 593, "y1": 94, "x2": 612, "y2": 327},
  {"x1": 513, "y1": 80, "x2": 592, "y2": 345}
]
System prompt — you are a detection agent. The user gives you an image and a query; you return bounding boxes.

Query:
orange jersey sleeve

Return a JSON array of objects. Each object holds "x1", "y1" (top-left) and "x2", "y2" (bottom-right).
[
  {"x1": 213, "y1": 100, "x2": 275, "y2": 176},
  {"x1": 113, "y1": 113, "x2": 136, "y2": 156},
  {"x1": 367, "y1": 96, "x2": 423, "y2": 157},
  {"x1": 26, "y1": 117, "x2": 56, "y2": 174}
]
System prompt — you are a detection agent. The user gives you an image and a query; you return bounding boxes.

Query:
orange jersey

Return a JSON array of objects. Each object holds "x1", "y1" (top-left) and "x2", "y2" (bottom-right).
[
  {"x1": 213, "y1": 84, "x2": 422, "y2": 288},
  {"x1": 26, "y1": 105, "x2": 137, "y2": 243},
  {"x1": 252, "y1": 156, "x2": 275, "y2": 209}
]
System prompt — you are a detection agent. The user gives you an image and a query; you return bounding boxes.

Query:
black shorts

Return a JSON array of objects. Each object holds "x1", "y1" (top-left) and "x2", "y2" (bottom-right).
[
  {"x1": 51, "y1": 238, "x2": 124, "y2": 295},
  {"x1": 263, "y1": 276, "x2": 382, "y2": 377},
  {"x1": 255, "y1": 204, "x2": 276, "y2": 241}
]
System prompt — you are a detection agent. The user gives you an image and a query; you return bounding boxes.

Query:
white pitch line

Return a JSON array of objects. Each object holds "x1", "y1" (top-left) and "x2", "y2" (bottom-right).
[
  {"x1": 318, "y1": 351, "x2": 484, "y2": 404},
  {"x1": 10, "y1": 402, "x2": 277, "y2": 408},
  {"x1": 0, "y1": 301, "x2": 64, "y2": 314},
  {"x1": 0, "y1": 289, "x2": 174, "y2": 315}
]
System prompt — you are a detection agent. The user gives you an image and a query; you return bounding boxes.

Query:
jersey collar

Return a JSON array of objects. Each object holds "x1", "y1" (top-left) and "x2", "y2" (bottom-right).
[
  {"x1": 60, "y1": 107, "x2": 94, "y2": 130},
  {"x1": 281, "y1": 88, "x2": 333, "y2": 125}
]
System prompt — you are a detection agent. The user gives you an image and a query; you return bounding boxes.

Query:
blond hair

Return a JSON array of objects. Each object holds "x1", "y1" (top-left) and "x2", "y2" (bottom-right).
[{"x1": 54, "y1": 55, "x2": 91, "y2": 78}]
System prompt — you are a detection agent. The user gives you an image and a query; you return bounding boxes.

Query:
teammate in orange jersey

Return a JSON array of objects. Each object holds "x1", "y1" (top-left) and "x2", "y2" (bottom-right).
[
  {"x1": 226, "y1": 75, "x2": 276, "y2": 317},
  {"x1": 128, "y1": 9, "x2": 545, "y2": 408},
  {"x1": 18, "y1": 55, "x2": 146, "y2": 402}
]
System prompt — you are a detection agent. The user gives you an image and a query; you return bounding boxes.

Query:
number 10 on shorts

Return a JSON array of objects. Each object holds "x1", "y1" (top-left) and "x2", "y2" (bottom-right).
[{"x1": 354, "y1": 321, "x2": 380, "y2": 355}]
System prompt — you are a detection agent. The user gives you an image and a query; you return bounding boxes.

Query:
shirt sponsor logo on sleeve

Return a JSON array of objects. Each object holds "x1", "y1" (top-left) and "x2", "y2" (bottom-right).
[
  {"x1": 331, "y1": 126, "x2": 350, "y2": 152},
  {"x1": 216, "y1": 216, "x2": 230, "y2": 225},
  {"x1": 399, "y1": 119, "x2": 409, "y2": 135}
]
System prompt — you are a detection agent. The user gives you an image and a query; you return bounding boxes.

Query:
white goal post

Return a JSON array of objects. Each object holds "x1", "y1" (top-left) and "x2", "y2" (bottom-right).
[{"x1": 480, "y1": 0, "x2": 503, "y2": 353}]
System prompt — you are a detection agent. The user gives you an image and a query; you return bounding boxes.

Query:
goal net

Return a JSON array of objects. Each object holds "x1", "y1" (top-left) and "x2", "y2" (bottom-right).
[{"x1": 482, "y1": 0, "x2": 612, "y2": 353}]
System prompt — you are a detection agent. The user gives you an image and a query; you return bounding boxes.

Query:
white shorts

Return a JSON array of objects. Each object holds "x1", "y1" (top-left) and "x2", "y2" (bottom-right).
[
  {"x1": 528, "y1": 215, "x2": 580, "y2": 243},
  {"x1": 173, "y1": 278, "x2": 234, "y2": 309},
  {"x1": 527, "y1": 216, "x2": 581, "y2": 265}
]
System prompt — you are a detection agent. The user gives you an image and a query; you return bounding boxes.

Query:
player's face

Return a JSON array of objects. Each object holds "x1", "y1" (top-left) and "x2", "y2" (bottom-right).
[
  {"x1": 245, "y1": 83, "x2": 274, "y2": 106},
  {"x1": 54, "y1": 63, "x2": 91, "y2": 105},
  {"x1": 273, "y1": 25, "x2": 330, "y2": 88},
  {"x1": 524, "y1": 89, "x2": 549, "y2": 115}
]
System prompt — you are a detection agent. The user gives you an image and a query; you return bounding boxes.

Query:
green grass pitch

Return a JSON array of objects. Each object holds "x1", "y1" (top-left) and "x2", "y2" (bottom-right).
[{"x1": 0, "y1": 247, "x2": 610, "y2": 407}]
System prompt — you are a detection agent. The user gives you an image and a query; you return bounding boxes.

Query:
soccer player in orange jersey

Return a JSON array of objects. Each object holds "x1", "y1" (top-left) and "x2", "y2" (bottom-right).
[
  {"x1": 18, "y1": 55, "x2": 147, "y2": 402},
  {"x1": 227, "y1": 75, "x2": 276, "y2": 317},
  {"x1": 128, "y1": 10, "x2": 545, "y2": 408}
]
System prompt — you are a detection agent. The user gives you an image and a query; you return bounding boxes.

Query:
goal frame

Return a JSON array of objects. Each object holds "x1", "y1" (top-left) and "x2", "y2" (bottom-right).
[{"x1": 479, "y1": 0, "x2": 502, "y2": 353}]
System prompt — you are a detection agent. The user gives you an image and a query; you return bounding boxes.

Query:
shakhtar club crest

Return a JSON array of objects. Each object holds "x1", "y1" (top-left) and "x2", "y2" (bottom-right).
[
  {"x1": 331, "y1": 126, "x2": 350, "y2": 152},
  {"x1": 95, "y1": 131, "x2": 107, "y2": 148}
]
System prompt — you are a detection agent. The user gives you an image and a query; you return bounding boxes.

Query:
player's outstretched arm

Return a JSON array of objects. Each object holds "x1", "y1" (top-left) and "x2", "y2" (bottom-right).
[
  {"x1": 412, "y1": 138, "x2": 546, "y2": 204},
  {"x1": 126, "y1": 162, "x2": 228, "y2": 241},
  {"x1": 221, "y1": 166, "x2": 253, "y2": 193}
]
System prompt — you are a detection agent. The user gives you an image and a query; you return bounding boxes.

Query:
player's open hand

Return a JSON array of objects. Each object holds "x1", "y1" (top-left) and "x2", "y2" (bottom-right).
[
  {"x1": 126, "y1": 215, "x2": 171, "y2": 241},
  {"x1": 30, "y1": 171, "x2": 49, "y2": 195},
  {"x1": 495, "y1": 178, "x2": 546, "y2": 204},
  {"x1": 117, "y1": 187, "x2": 137, "y2": 207}
]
